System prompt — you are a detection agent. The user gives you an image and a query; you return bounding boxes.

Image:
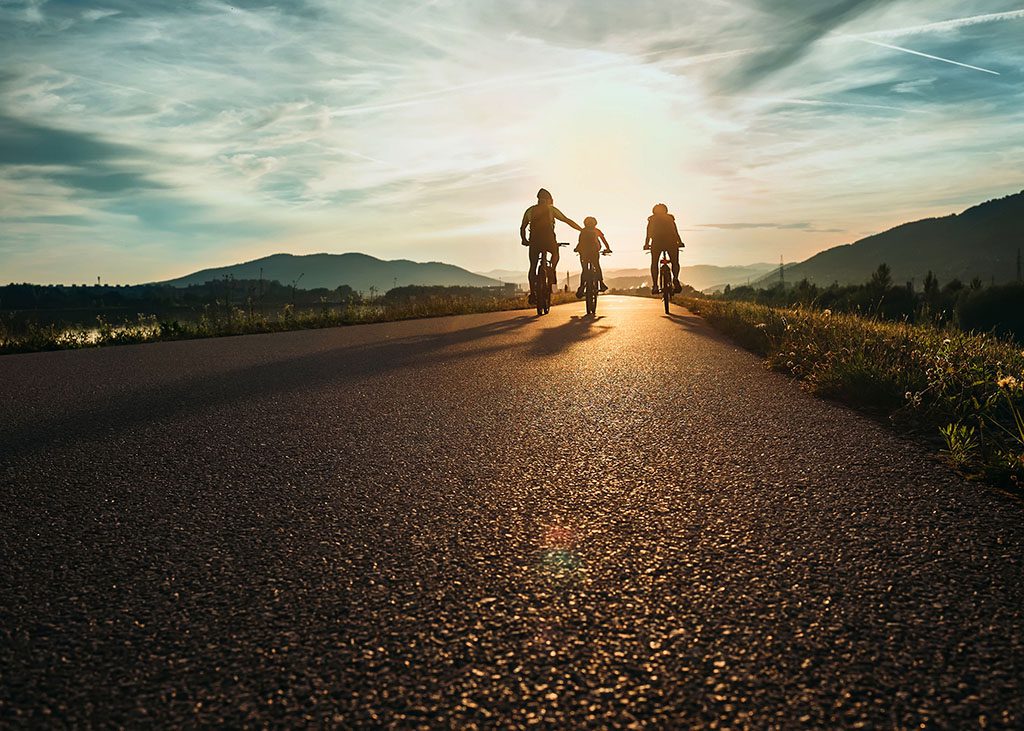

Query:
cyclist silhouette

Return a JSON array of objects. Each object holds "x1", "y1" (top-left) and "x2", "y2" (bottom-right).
[
  {"x1": 644, "y1": 203, "x2": 684, "y2": 294},
  {"x1": 575, "y1": 216, "x2": 611, "y2": 297},
  {"x1": 520, "y1": 188, "x2": 582, "y2": 304}
]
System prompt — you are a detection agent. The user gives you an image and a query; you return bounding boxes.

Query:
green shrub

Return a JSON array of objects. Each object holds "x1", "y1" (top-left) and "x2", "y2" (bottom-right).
[{"x1": 958, "y1": 283, "x2": 1024, "y2": 341}]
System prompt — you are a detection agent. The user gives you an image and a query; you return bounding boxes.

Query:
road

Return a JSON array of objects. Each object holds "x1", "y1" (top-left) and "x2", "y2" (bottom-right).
[{"x1": 1, "y1": 295, "x2": 1022, "y2": 727}]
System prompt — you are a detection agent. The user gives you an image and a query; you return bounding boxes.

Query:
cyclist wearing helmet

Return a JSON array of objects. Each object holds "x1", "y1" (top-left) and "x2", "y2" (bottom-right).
[
  {"x1": 520, "y1": 188, "x2": 582, "y2": 304},
  {"x1": 644, "y1": 203, "x2": 684, "y2": 294},
  {"x1": 574, "y1": 216, "x2": 612, "y2": 297}
]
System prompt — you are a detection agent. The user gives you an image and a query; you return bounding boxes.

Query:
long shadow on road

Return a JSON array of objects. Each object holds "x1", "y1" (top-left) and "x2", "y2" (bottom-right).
[
  {"x1": 527, "y1": 314, "x2": 612, "y2": 357},
  {"x1": 2, "y1": 313, "x2": 541, "y2": 457},
  {"x1": 0, "y1": 306, "x2": 684, "y2": 457}
]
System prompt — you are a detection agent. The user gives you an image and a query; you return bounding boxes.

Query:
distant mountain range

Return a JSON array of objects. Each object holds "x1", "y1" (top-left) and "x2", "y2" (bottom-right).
[
  {"x1": 752, "y1": 191, "x2": 1024, "y2": 288},
  {"x1": 160, "y1": 253, "x2": 502, "y2": 292},
  {"x1": 158, "y1": 191, "x2": 1023, "y2": 295}
]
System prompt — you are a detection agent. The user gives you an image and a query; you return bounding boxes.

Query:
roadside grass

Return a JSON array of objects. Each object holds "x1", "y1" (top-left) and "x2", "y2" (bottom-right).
[
  {"x1": 0, "y1": 292, "x2": 578, "y2": 356},
  {"x1": 680, "y1": 296, "x2": 1024, "y2": 491}
]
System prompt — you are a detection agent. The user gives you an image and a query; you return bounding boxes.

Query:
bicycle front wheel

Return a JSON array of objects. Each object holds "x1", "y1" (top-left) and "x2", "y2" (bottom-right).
[
  {"x1": 540, "y1": 267, "x2": 552, "y2": 315},
  {"x1": 660, "y1": 267, "x2": 672, "y2": 313}
]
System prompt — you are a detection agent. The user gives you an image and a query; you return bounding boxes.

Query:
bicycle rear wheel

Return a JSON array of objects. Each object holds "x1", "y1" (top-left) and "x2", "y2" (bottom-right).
[
  {"x1": 582, "y1": 267, "x2": 595, "y2": 314},
  {"x1": 540, "y1": 266, "x2": 552, "y2": 315},
  {"x1": 661, "y1": 266, "x2": 672, "y2": 314}
]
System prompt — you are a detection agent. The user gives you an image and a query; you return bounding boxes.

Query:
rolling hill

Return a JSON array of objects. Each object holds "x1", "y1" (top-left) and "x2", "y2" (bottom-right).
[
  {"x1": 161, "y1": 253, "x2": 503, "y2": 292},
  {"x1": 753, "y1": 191, "x2": 1024, "y2": 288}
]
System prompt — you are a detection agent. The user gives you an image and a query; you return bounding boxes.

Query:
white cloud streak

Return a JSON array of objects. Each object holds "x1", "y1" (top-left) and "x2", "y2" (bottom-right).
[
  {"x1": 861, "y1": 8, "x2": 1024, "y2": 39},
  {"x1": 854, "y1": 37, "x2": 1000, "y2": 75}
]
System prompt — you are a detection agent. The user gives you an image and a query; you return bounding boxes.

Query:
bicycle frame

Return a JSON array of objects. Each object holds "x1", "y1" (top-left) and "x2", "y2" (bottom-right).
[
  {"x1": 659, "y1": 254, "x2": 673, "y2": 314},
  {"x1": 532, "y1": 244, "x2": 567, "y2": 316},
  {"x1": 581, "y1": 258, "x2": 599, "y2": 315},
  {"x1": 580, "y1": 250, "x2": 609, "y2": 315}
]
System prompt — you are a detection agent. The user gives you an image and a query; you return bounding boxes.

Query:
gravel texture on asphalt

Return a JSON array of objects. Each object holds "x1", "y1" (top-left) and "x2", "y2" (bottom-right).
[{"x1": 1, "y1": 295, "x2": 1022, "y2": 728}]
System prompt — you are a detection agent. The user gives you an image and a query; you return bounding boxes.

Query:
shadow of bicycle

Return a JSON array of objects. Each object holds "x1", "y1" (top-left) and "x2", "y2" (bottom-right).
[{"x1": 527, "y1": 314, "x2": 612, "y2": 357}]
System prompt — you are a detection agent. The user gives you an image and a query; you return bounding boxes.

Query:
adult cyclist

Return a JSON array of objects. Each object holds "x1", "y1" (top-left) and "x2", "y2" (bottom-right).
[
  {"x1": 644, "y1": 203, "x2": 684, "y2": 294},
  {"x1": 520, "y1": 188, "x2": 582, "y2": 304}
]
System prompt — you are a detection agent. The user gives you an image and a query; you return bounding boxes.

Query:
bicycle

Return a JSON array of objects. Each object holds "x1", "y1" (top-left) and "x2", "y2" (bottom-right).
[
  {"x1": 532, "y1": 243, "x2": 568, "y2": 316},
  {"x1": 580, "y1": 250, "x2": 611, "y2": 316},
  {"x1": 658, "y1": 252, "x2": 673, "y2": 314}
]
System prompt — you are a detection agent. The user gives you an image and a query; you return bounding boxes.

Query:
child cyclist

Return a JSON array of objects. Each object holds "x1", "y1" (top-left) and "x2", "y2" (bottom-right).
[{"x1": 575, "y1": 216, "x2": 612, "y2": 298}]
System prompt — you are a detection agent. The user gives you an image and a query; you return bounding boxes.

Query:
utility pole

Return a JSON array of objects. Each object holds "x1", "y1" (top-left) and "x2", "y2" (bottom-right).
[
  {"x1": 779, "y1": 255, "x2": 784, "y2": 285},
  {"x1": 291, "y1": 273, "x2": 304, "y2": 306}
]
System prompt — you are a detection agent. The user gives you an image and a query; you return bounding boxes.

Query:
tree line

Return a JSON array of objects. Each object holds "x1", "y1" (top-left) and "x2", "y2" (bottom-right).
[
  {"x1": 0, "y1": 279, "x2": 366, "y2": 312},
  {"x1": 718, "y1": 264, "x2": 1024, "y2": 342}
]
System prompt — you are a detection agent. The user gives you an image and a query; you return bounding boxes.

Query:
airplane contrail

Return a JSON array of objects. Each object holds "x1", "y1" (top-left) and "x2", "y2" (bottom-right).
[
  {"x1": 862, "y1": 9, "x2": 1024, "y2": 39},
  {"x1": 856, "y1": 38, "x2": 1000, "y2": 75}
]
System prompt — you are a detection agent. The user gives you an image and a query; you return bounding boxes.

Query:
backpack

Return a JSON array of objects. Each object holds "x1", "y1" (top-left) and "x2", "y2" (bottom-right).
[{"x1": 649, "y1": 214, "x2": 679, "y2": 245}]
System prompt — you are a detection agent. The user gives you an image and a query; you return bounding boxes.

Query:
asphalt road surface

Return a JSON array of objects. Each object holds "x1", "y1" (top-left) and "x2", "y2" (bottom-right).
[{"x1": 2, "y1": 295, "x2": 1022, "y2": 728}]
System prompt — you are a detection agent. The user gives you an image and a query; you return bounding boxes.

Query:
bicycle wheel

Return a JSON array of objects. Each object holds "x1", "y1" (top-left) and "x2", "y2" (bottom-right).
[
  {"x1": 540, "y1": 265, "x2": 552, "y2": 315},
  {"x1": 534, "y1": 269, "x2": 545, "y2": 316},
  {"x1": 661, "y1": 266, "x2": 672, "y2": 314}
]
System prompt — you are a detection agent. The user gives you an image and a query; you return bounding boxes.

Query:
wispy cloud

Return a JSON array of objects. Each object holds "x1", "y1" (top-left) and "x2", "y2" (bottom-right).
[
  {"x1": 698, "y1": 222, "x2": 844, "y2": 233},
  {"x1": 744, "y1": 96, "x2": 917, "y2": 112},
  {"x1": 714, "y1": 0, "x2": 891, "y2": 90},
  {"x1": 892, "y1": 77, "x2": 936, "y2": 94}
]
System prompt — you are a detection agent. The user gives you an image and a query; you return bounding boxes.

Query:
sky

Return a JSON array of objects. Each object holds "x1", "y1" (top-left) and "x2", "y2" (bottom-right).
[{"x1": 1, "y1": 0, "x2": 1023, "y2": 284}]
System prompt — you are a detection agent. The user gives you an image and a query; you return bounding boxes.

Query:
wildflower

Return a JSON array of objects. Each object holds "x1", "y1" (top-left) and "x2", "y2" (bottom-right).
[
  {"x1": 822, "y1": 309, "x2": 832, "y2": 317},
  {"x1": 755, "y1": 323, "x2": 767, "y2": 329},
  {"x1": 942, "y1": 338, "x2": 951, "y2": 345},
  {"x1": 997, "y1": 375, "x2": 1021, "y2": 391}
]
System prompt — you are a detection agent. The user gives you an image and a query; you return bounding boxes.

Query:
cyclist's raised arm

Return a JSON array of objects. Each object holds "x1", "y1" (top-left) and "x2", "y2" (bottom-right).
[
  {"x1": 598, "y1": 229, "x2": 612, "y2": 252},
  {"x1": 520, "y1": 207, "x2": 531, "y2": 244},
  {"x1": 552, "y1": 206, "x2": 583, "y2": 232}
]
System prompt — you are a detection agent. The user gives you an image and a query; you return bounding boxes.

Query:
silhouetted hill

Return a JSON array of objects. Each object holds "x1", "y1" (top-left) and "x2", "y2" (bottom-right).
[
  {"x1": 754, "y1": 191, "x2": 1024, "y2": 287},
  {"x1": 161, "y1": 253, "x2": 502, "y2": 292}
]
